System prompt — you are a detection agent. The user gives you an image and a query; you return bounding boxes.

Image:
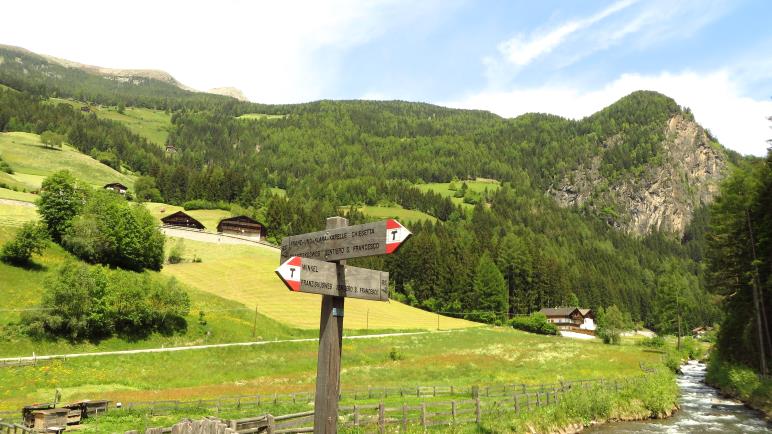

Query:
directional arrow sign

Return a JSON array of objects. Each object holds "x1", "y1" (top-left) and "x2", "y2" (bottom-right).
[
  {"x1": 276, "y1": 256, "x2": 389, "y2": 301},
  {"x1": 279, "y1": 219, "x2": 411, "y2": 263}
]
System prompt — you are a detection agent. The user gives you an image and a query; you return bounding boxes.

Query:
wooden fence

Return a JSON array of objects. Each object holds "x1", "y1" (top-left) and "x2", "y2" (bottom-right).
[
  {"x1": 112, "y1": 377, "x2": 621, "y2": 416},
  {"x1": 130, "y1": 377, "x2": 640, "y2": 433},
  {"x1": 0, "y1": 420, "x2": 34, "y2": 433},
  {"x1": 126, "y1": 418, "x2": 238, "y2": 434}
]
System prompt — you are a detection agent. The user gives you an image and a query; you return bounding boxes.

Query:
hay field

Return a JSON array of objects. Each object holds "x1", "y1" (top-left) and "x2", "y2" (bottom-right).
[{"x1": 161, "y1": 238, "x2": 476, "y2": 330}]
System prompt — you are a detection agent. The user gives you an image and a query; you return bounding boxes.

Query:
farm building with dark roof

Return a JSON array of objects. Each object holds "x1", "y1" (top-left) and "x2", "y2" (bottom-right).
[
  {"x1": 161, "y1": 211, "x2": 205, "y2": 230},
  {"x1": 217, "y1": 215, "x2": 266, "y2": 240}
]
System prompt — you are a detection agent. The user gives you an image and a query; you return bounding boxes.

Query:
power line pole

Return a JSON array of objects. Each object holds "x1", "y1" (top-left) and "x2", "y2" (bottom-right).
[{"x1": 252, "y1": 304, "x2": 258, "y2": 339}]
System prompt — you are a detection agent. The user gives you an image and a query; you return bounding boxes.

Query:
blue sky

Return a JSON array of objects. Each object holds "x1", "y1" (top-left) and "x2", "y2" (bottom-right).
[{"x1": 2, "y1": 0, "x2": 771, "y2": 155}]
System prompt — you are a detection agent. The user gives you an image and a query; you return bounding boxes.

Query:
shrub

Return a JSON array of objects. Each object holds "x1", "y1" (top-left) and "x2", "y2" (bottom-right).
[
  {"x1": 639, "y1": 335, "x2": 666, "y2": 348},
  {"x1": 182, "y1": 199, "x2": 230, "y2": 211},
  {"x1": 37, "y1": 171, "x2": 89, "y2": 242},
  {"x1": 167, "y1": 238, "x2": 186, "y2": 264},
  {"x1": 0, "y1": 156, "x2": 12, "y2": 174},
  {"x1": 23, "y1": 261, "x2": 190, "y2": 341},
  {"x1": 388, "y1": 347, "x2": 403, "y2": 361},
  {"x1": 63, "y1": 190, "x2": 165, "y2": 271},
  {"x1": 510, "y1": 312, "x2": 558, "y2": 335},
  {"x1": 0, "y1": 222, "x2": 49, "y2": 265}
]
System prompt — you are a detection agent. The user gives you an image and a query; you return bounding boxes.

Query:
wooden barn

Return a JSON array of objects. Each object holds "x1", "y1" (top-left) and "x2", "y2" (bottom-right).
[
  {"x1": 103, "y1": 182, "x2": 128, "y2": 194},
  {"x1": 161, "y1": 211, "x2": 205, "y2": 230},
  {"x1": 216, "y1": 216, "x2": 266, "y2": 240}
]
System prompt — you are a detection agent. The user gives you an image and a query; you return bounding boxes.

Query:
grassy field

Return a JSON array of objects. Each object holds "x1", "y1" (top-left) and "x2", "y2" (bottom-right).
[
  {"x1": 0, "y1": 224, "x2": 314, "y2": 358},
  {"x1": 416, "y1": 179, "x2": 500, "y2": 209},
  {"x1": 49, "y1": 98, "x2": 171, "y2": 147},
  {"x1": 161, "y1": 238, "x2": 474, "y2": 330},
  {"x1": 0, "y1": 202, "x2": 37, "y2": 227},
  {"x1": 340, "y1": 205, "x2": 437, "y2": 223},
  {"x1": 144, "y1": 202, "x2": 233, "y2": 231},
  {"x1": 0, "y1": 132, "x2": 134, "y2": 190},
  {"x1": 0, "y1": 187, "x2": 37, "y2": 203},
  {"x1": 237, "y1": 113, "x2": 286, "y2": 121},
  {"x1": 0, "y1": 327, "x2": 665, "y2": 411}
]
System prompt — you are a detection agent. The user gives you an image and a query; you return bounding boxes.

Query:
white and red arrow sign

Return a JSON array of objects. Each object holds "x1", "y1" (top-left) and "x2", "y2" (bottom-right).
[
  {"x1": 385, "y1": 219, "x2": 410, "y2": 254},
  {"x1": 275, "y1": 256, "x2": 389, "y2": 301},
  {"x1": 280, "y1": 219, "x2": 412, "y2": 263},
  {"x1": 275, "y1": 256, "x2": 302, "y2": 292}
]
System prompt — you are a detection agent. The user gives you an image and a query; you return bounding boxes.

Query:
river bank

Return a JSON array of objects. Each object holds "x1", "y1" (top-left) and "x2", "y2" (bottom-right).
[
  {"x1": 705, "y1": 357, "x2": 772, "y2": 419},
  {"x1": 586, "y1": 360, "x2": 769, "y2": 433}
]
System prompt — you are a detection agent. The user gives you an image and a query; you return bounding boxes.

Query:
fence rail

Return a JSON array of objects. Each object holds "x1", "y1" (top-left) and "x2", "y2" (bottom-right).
[
  {"x1": 111, "y1": 377, "x2": 624, "y2": 417},
  {"x1": 128, "y1": 376, "x2": 647, "y2": 433},
  {"x1": 0, "y1": 420, "x2": 34, "y2": 433}
]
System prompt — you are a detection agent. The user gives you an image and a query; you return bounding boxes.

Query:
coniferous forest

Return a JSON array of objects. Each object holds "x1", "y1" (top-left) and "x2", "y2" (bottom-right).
[{"x1": 2, "y1": 45, "x2": 759, "y2": 338}]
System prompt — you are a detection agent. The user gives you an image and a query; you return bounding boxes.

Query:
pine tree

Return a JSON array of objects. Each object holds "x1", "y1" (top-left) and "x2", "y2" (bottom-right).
[{"x1": 470, "y1": 252, "x2": 508, "y2": 323}]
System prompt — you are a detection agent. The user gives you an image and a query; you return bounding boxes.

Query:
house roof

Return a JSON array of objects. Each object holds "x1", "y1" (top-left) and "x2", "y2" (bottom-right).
[
  {"x1": 539, "y1": 307, "x2": 581, "y2": 317},
  {"x1": 217, "y1": 215, "x2": 265, "y2": 231},
  {"x1": 161, "y1": 211, "x2": 206, "y2": 229},
  {"x1": 579, "y1": 308, "x2": 593, "y2": 316},
  {"x1": 103, "y1": 182, "x2": 128, "y2": 189}
]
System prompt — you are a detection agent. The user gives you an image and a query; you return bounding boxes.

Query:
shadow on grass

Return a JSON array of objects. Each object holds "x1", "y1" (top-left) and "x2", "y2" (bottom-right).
[{"x1": 1, "y1": 258, "x2": 47, "y2": 271}]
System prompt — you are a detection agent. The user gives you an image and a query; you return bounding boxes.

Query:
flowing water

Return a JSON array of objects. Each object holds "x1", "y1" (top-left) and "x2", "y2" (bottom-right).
[{"x1": 588, "y1": 360, "x2": 769, "y2": 433}]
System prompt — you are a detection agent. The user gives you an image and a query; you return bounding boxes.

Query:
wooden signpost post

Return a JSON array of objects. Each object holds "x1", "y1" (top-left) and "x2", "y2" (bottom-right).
[{"x1": 275, "y1": 216, "x2": 411, "y2": 434}]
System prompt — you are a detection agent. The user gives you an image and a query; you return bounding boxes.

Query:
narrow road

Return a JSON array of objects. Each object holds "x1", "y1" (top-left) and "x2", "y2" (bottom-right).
[
  {"x1": 0, "y1": 198, "x2": 36, "y2": 208},
  {"x1": 160, "y1": 226, "x2": 279, "y2": 250},
  {"x1": 0, "y1": 330, "x2": 455, "y2": 362}
]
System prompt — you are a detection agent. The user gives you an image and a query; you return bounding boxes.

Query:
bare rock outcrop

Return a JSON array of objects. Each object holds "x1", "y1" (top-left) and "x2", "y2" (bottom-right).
[{"x1": 550, "y1": 115, "x2": 727, "y2": 237}]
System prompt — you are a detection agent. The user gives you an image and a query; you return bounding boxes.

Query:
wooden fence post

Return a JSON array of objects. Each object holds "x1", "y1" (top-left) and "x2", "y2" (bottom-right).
[
  {"x1": 471, "y1": 386, "x2": 479, "y2": 398},
  {"x1": 266, "y1": 414, "x2": 275, "y2": 434},
  {"x1": 402, "y1": 404, "x2": 408, "y2": 432},
  {"x1": 514, "y1": 394, "x2": 520, "y2": 413},
  {"x1": 475, "y1": 397, "x2": 481, "y2": 424},
  {"x1": 421, "y1": 403, "x2": 426, "y2": 428},
  {"x1": 353, "y1": 405, "x2": 359, "y2": 427},
  {"x1": 536, "y1": 392, "x2": 541, "y2": 407},
  {"x1": 378, "y1": 402, "x2": 385, "y2": 434},
  {"x1": 451, "y1": 400, "x2": 457, "y2": 422}
]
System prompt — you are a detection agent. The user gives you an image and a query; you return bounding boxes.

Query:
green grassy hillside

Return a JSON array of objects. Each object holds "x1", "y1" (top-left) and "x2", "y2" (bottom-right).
[
  {"x1": 340, "y1": 205, "x2": 437, "y2": 223},
  {"x1": 416, "y1": 179, "x2": 500, "y2": 209},
  {"x1": 145, "y1": 202, "x2": 232, "y2": 231},
  {"x1": 161, "y1": 238, "x2": 475, "y2": 330},
  {"x1": 48, "y1": 98, "x2": 171, "y2": 147},
  {"x1": 0, "y1": 132, "x2": 134, "y2": 190}
]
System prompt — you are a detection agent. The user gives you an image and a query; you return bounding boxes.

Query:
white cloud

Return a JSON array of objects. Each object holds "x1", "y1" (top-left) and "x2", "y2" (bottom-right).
[
  {"x1": 497, "y1": 0, "x2": 637, "y2": 67},
  {"x1": 445, "y1": 70, "x2": 772, "y2": 157},
  {"x1": 0, "y1": 0, "x2": 432, "y2": 103},
  {"x1": 486, "y1": 0, "x2": 731, "y2": 83}
]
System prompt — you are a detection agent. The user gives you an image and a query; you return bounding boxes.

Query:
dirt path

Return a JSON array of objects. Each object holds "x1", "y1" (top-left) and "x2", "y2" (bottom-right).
[
  {"x1": 161, "y1": 227, "x2": 279, "y2": 250},
  {"x1": 0, "y1": 198, "x2": 36, "y2": 208},
  {"x1": 0, "y1": 330, "x2": 456, "y2": 361}
]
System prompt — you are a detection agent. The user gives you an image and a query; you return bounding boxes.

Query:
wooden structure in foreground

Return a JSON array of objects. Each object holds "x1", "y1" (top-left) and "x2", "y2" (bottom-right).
[
  {"x1": 124, "y1": 375, "x2": 649, "y2": 434},
  {"x1": 217, "y1": 215, "x2": 266, "y2": 240},
  {"x1": 161, "y1": 211, "x2": 206, "y2": 230}
]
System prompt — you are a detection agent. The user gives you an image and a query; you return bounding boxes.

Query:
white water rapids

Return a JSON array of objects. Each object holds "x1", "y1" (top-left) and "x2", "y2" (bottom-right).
[{"x1": 588, "y1": 360, "x2": 769, "y2": 433}]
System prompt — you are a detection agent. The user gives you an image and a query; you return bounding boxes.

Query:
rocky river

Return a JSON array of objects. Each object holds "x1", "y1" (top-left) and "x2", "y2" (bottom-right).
[{"x1": 588, "y1": 360, "x2": 769, "y2": 433}]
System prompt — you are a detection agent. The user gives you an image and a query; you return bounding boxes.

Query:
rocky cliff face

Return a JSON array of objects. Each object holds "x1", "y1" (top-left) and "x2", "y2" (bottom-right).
[{"x1": 549, "y1": 115, "x2": 727, "y2": 237}]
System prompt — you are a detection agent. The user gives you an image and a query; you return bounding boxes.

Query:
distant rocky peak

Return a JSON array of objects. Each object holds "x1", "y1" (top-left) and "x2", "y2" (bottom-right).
[{"x1": 550, "y1": 114, "x2": 728, "y2": 237}]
